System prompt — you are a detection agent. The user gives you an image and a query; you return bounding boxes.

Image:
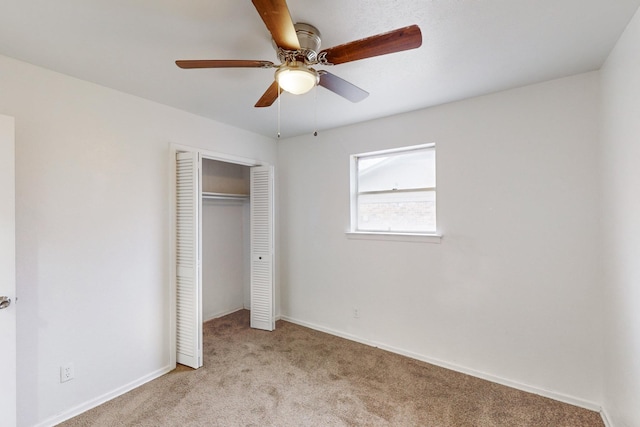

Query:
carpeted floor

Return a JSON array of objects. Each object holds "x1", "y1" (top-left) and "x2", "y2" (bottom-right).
[{"x1": 60, "y1": 310, "x2": 604, "y2": 426}]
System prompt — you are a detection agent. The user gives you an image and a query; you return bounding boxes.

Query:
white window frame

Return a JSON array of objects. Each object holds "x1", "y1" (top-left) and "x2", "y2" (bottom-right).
[{"x1": 347, "y1": 143, "x2": 441, "y2": 243}]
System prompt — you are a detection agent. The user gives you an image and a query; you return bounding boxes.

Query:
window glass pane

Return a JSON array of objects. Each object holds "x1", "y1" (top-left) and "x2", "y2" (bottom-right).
[
  {"x1": 357, "y1": 190, "x2": 436, "y2": 233},
  {"x1": 358, "y1": 148, "x2": 435, "y2": 193}
]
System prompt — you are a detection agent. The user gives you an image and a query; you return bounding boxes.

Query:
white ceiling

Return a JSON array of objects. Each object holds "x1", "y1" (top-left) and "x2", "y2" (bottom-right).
[{"x1": 1, "y1": 0, "x2": 639, "y2": 139}]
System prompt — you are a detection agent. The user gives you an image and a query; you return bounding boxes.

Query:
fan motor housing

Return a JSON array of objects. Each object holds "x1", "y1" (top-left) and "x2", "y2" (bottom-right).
[
  {"x1": 295, "y1": 23, "x2": 321, "y2": 61},
  {"x1": 274, "y1": 23, "x2": 322, "y2": 64}
]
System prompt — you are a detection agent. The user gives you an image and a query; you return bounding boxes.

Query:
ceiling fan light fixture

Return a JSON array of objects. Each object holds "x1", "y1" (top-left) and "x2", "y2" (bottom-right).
[{"x1": 275, "y1": 63, "x2": 319, "y2": 95}]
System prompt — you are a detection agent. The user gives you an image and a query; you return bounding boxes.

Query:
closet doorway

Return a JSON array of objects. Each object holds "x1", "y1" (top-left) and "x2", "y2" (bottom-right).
[
  {"x1": 172, "y1": 147, "x2": 274, "y2": 369},
  {"x1": 201, "y1": 159, "x2": 250, "y2": 327}
]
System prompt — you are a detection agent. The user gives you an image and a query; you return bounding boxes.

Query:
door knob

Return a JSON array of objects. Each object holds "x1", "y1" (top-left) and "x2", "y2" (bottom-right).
[{"x1": 0, "y1": 296, "x2": 11, "y2": 310}]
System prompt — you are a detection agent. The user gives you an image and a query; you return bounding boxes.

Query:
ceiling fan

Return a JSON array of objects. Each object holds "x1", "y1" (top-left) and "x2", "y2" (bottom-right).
[{"x1": 175, "y1": 0, "x2": 422, "y2": 108}]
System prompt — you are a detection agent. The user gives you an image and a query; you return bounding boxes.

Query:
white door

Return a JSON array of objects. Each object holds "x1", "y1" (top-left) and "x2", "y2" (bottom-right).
[
  {"x1": 250, "y1": 166, "x2": 275, "y2": 331},
  {"x1": 175, "y1": 152, "x2": 202, "y2": 369},
  {"x1": 0, "y1": 114, "x2": 17, "y2": 426}
]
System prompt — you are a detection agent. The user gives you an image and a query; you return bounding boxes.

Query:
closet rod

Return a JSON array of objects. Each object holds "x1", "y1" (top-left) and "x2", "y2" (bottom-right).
[{"x1": 202, "y1": 192, "x2": 249, "y2": 201}]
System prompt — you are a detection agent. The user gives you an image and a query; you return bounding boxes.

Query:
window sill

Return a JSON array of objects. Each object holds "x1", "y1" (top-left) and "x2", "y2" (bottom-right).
[{"x1": 345, "y1": 231, "x2": 442, "y2": 244}]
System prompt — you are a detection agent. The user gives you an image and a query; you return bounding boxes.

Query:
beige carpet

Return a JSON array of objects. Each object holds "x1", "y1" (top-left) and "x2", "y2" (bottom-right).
[{"x1": 60, "y1": 310, "x2": 603, "y2": 426}]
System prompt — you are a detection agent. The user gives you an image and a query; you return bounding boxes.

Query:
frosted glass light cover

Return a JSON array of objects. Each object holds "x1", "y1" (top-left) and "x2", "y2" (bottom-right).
[{"x1": 275, "y1": 67, "x2": 318, "y2": 95}]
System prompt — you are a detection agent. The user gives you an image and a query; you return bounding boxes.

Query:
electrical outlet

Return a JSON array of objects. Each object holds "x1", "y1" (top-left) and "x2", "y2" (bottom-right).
[
  {"x1": 60, "y1": 363, "x2": 74, "y2": 383},
  {"x1": 353, "y1": 308, "x2": 360, "y2": 319}
]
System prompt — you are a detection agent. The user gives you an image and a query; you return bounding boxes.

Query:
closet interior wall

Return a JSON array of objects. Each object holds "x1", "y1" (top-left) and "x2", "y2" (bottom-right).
[{"x1": 201, "y1": 158, "x2": 251, "y2": 322}]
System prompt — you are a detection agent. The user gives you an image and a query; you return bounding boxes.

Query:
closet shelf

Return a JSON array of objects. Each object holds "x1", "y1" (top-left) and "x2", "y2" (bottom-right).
[{"x1": 202, "y1": 192, "x2": 249, "y2": 200}]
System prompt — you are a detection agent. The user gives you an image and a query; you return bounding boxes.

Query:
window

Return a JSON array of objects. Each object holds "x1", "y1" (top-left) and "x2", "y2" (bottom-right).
[{"x1": 350, "y1": 144, "x2": 436, "y2": 235}]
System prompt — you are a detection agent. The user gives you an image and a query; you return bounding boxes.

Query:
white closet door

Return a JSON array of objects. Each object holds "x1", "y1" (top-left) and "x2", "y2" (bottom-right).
[
  {"x1": 176, "y1": 152, "x2": 202, "y2": 368},
  {"x1": 250, "y1": 166, "x2": 274, "y2": 331}
]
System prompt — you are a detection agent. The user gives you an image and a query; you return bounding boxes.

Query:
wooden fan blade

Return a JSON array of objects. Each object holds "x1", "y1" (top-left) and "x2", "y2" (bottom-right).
[
  {"x1": 319, "y1": 25, "x2": 422, "y2": 65},
  {"x1": 176, "y1": 60, "x2": 275, "y2": 69},
  {"x1": 255, "y1": 81, "x2": 283, "y2": 108},
  {"x1": 251, "y1": 0, "x2": 300, "y2": 51},
  {"x1": 318, "y1": 71, "x2": 369, "y2": 103}
]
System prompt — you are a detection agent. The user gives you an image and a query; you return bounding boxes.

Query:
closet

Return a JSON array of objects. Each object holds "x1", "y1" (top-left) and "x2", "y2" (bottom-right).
[
  {"x1": 174, "y1": 150, "x2": 274, "y2": 370},
  {"x1": 201, "y1": 159, "x2": 250, "y2": 322}
]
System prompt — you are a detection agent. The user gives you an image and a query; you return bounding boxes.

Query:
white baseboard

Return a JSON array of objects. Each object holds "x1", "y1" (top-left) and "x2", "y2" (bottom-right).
[
  {"x1": 34, "y1": 365, "x2": 174, "y2": 427},
  {"x1": 202, "y1": 307, "x2": 281, "y2": 324},
  {"x1": 203, "y1": 306, "x2": 245, "y2": 323},
  {"x1": 280, "y1": 315, "x2": 603, "y2": 413},
  {"x1": 600, "y1": 407, "x2": 613, "y2": 427}
]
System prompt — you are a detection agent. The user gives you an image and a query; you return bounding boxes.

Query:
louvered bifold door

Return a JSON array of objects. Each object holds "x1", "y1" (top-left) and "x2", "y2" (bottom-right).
[
  {"x1": 250, "y1": 166, "x2": 275, "y2": 331},
  {"x1": 175, "y1": 152, "x2": 202, "y2": 368}
]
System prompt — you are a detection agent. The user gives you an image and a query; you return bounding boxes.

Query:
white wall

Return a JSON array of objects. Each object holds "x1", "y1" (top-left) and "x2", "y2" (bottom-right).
[
  {"x1": 0, "y1": 54, "x2": 276, "y2": 427},
  {"x1": 278, "y1": 72, "x2": 602, "y2": 407},
  {"x1": 202, "y1": 200, "x2": 248, "y2": 321},
  {"x1": 600, "y1": 6, "x2": 640, "y2": 427}
]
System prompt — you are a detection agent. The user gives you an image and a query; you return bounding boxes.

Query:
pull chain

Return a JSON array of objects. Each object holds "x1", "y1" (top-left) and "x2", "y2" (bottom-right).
[
  {"x1": 313, "y1": 84, "x2": 318, "y2": 137},
  {"x1": 277, "y1": 82, "x2": 281, "y2": 139}
]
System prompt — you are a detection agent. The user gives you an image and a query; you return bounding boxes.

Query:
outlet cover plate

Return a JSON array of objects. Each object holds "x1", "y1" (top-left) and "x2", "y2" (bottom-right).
[{"x1": 60, "y1": 363, "x2": 74, "y2": 383}]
